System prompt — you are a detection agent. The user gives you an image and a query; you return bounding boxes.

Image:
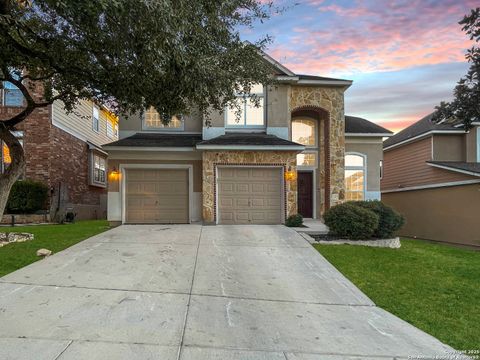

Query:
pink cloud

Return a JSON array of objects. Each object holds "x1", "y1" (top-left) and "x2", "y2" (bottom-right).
[{"x1": 268, "y1": 0, "x2": 477, "y2": 76}]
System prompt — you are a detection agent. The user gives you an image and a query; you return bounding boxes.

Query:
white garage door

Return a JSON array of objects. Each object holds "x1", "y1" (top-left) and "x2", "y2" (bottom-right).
[
  {"x1": 217, "y1": 167, "x2": 283, "y2": 224},
  {"x1": 125, "y1": 169, "x2": 189, "y2": 224}
]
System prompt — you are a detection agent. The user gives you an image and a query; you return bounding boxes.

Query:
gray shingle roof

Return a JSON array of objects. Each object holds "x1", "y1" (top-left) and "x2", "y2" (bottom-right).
[
  {"x1": 197, "y1": 133, "x2": 302, "y2": 147},
  {"x1": 103, "y1": 133, "x2": 202, "y2": 148},
  {"x1": 427, "y1": 161, "x2": 480, "y2": 176},
  {"x1": 345, "y1": 115, "x2": 392, "y2": 135},
  {"x1": 383, "y1": 113, "x2": 461, "y2": 149}
]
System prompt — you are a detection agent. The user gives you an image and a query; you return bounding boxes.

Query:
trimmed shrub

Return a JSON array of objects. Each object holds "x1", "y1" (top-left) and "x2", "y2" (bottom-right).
[
  {"x1": 351, "y1": 200, "x2": 405, "y2": 238},
  {"x1": 323, "y1": 202, "x2": 379, "y2": 240},
  {"x1": 6, "y1": 180, "x2": 49, "y2": 214},
  {"x1": 285, "y1": 214, "x2": 303, "y2": 227}
]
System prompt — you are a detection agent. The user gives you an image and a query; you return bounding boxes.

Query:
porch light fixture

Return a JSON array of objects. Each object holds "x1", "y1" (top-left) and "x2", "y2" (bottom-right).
[
  {"x1": 108, "y1": 167, "x2": 121, "y2": 182},
  {"x1": 284, "y1": 166, "x2": 297, "y2": 181}
]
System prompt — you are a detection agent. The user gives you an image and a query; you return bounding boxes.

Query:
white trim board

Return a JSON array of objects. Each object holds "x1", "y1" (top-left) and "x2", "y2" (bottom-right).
[
  {"x1": 346, "y1": 133, "x2": 392, "y2": 137},
  {"x1": 119, "y1": 163, "x2": 194, "y2": 224},
  {"x1": 103, "y1": 146, "x2": 197, "y2": 152},
  {"x1": 382, "y1": 179, "x2": 480, "y2": 193},
  {"x1": 427, "y1": 162, "x2": 480, "y2": 178},
  {"x1": 196, "y1": 144, "x2": 305, "y2": 151}
]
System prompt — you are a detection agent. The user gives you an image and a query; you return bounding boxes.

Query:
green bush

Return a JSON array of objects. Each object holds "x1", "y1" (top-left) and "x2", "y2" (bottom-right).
[
  {"x1": 351, "y1": 200, "x2": 405, "y2": 238},
  {"x1": 285, "y1": 214, "x2": 303, "y2": 227},
  {"x1": 324, "y1": 202, "x2": 379, "y2": 240},
  {"x1": 6, "y1": 180, "x2": 49, "y2": 214}
]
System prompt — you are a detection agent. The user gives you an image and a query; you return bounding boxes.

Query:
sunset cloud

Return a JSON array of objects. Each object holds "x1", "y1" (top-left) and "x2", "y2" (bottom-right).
[
  {"x1": 242, "y1": 0, "x2": 476, "y2": 132},
  {"x1": 268, "y1": 0, "x2": 476, "y2": 76}
]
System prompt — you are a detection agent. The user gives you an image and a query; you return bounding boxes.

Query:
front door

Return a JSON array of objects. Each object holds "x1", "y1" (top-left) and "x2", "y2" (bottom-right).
[{"x1": 297, "y1": 171, "x2": 313, "y2": 218}]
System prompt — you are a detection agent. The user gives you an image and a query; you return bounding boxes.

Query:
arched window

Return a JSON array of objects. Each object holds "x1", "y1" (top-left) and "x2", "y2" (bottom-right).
[
  {"x1": 292, "y1": 118, "x2": 317, "y2": 166},
  {"x1": 292, "y1": 118, "x2": 316, "y2": 147},
  {"x1": 345, "y1": 153, "x2": 366, "y2": 201}
]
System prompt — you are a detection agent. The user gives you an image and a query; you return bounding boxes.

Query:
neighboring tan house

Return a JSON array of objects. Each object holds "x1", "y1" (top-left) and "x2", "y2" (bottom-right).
[
  {"x1": 103, "y1": 53, "x2": 391, "y2": 225},
  {"x1": 382, "y1": 114, "x2": 480, "y2": 247},
  {"x1": 0, "y1": 81, "x2": 118, "y2": 221}
]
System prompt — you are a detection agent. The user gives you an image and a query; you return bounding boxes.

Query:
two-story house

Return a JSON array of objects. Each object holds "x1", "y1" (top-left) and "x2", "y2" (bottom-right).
[
  {"x1": 382, "y1": 113, "x2": 480, "y2": 247},
  {"x1": 104, "y1": 52, "x2": 391, "y2": 225},
  {"x1": 0, "y1": 80, "x2": 118, "y2": 221}
]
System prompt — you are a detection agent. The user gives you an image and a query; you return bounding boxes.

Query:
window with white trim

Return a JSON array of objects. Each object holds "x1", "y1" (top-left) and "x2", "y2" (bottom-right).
[
  {"x1": 106, "y1": 120, "x2": 118, "y2": 138},
  {"x1": 90, "y1": 153, "x2": 106, "y2": 187},
  {"x1": 292, "y1": 118, "x2": 317, "y2": 167},
  {"x1": 1, "y1": 80, "x2": 24, "y2": 107},
  {"x1": 345, "y1": 153, "x2": 366, "y2": 201},
  {"x1": 226, "y1": 84, "x2": 265, "y2": 127},
  {"x1": 92, "y1": 106, "x2": 100, "y2": 132},
  {"x1": 143, "y1": 106, "x2": 183, "y2": 130}
]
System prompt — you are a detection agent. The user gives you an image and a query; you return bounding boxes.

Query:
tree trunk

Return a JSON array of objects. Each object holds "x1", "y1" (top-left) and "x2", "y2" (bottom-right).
[{"x1": 0, "y1": 124, "x2": 25, "y2": 220}]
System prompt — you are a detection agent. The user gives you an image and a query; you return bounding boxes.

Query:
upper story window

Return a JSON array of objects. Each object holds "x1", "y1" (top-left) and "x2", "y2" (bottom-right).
[
  {"x1": 105, "y1": 111, "x2": 119, "y2": 139},
  {"x1": 92, "y1": 106, "x2": 100, "y2": 132},
  {"x1": 345, "y1": 153, "x2": 366, "y2": 201},
  {"x1": 293, "y1": 118, "x2": 317, "y2": 167},
  {"x1": 226, "y1": 84, "x2": 265, "y2": 128},
  {"x1": 143, "y1": 107, "x2": 183, "y2": 130},
  {"x1": 1, "y1": 81, "x2": 24, "y2": 107},
  {"x1": 292, "y1": 118, "x2": 317, "y2": 147}
]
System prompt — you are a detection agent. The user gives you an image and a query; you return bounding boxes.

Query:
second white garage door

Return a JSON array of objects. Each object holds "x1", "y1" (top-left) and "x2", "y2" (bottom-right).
[
  {"x1": 217, "y1": 167, "x2": 283, "y2": 224},
  {"x1": 125, "y1": 168, "x2": 189, "y2": 224}
]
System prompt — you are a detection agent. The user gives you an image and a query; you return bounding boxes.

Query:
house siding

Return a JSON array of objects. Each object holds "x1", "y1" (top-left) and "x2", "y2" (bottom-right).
[
  {"x1": 382, "y1": 183, "x2": 480, "y2": 247},
  {"x1": 432, "y1": 134, "x2": 464, "y2": 161},
  {"x1": 52, "y1": 99, "x2": 115, "y2": 147},
  {"x1": 381, "y1": 137, "x2": 474, "y2": 191}
]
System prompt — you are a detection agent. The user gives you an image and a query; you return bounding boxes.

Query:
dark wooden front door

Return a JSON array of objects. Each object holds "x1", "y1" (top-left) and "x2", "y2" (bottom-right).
[{"x1": 297, "y1": 171, "x2": 313, "y2": 218}]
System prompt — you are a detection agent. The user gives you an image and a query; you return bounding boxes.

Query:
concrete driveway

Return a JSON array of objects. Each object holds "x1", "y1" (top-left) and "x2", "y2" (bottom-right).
[{"x1": 0, "y1": 225, "x2": 455, "y2": 359}]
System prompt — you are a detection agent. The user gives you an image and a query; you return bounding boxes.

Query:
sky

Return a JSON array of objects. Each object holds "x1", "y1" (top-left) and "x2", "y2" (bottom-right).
[{"x1": 241, "y1": 0, "x2": 477, "y2": 133}]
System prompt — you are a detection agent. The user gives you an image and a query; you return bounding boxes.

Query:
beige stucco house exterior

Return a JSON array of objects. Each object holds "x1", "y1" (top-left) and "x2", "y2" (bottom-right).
[{"x1": 103, "y1": 53, "x2": 391, "y2": 225}]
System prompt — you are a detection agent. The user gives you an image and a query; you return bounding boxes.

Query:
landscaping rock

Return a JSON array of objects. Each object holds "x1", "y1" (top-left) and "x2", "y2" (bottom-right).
[
  {"x1": 10, "y1": 232, "x2": 34, "y2": 242},
  {"x1": 303, "y1": 233, "x2": 401, "y2": 248},
  {"x1": 0, "y1": 232, "x2": 35, "y2": 245},
  {"x1": 36, "y1": 248, "x2": 52, "y2": 257}
]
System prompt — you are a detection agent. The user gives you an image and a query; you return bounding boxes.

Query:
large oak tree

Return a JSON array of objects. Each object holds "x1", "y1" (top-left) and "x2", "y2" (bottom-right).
[{"x1": 0, "y1": 0, "x2": 275, "y2": 218}]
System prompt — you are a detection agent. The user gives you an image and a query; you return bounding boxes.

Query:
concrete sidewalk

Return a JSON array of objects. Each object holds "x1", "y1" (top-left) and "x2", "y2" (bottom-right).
[{"x1": 0, "y1": 225, "x2": 456, "y2": 359}]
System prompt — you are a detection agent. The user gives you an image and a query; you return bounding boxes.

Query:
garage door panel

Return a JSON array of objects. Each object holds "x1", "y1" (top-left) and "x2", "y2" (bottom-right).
[
  {"x1": 218, "y1": 167, "x2": 282, "y2": 225},
  {"x1": 126, "y1": 169, "x2": 189, "y2": 224}
]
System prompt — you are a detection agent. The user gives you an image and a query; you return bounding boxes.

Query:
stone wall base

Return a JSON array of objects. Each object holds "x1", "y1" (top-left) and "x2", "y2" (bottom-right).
[{"x1": 0, "y1": 213, "x2": 50, "y2": 225}]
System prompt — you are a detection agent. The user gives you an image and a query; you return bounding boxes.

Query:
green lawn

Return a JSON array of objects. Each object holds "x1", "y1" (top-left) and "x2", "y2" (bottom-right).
[
  {"x1": 0, "y1": 220, "x2": 110, "y2": 277},
  {"x1": 314, "y1": 239, "x2": 480, "y2": 350}
]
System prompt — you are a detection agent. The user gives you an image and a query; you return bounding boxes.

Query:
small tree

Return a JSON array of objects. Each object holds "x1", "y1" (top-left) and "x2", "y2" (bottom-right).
[
  {"x1": 432, "y1": 8, "x2": 480, "y2": 129},
  {"x1": 0, "y1": 0, "x2": 276, "y2": 218}
]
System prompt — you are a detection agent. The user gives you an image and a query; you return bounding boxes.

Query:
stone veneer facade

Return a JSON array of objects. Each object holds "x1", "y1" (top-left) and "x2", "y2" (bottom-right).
[
  {"x1": 202, "y1": 150, "x2": 298, "y2": 223},
  {"x1": 289, "y1": 85, "x2": 346, "y2": 211}
]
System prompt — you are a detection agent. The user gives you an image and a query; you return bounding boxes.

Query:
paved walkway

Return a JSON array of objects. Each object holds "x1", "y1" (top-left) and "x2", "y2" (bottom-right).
[{"x1": 0, "y1": 225, "x2": 455, "y2": 359}]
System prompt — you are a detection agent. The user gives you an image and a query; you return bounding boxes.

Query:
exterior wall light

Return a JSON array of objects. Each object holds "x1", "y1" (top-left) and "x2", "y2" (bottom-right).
[
  {"x1": 284, "y1": 166, "x2": 297, "y2": 181},
  {"x1": 108, "y1": 167, "x2": 121, "y2": 182}
]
